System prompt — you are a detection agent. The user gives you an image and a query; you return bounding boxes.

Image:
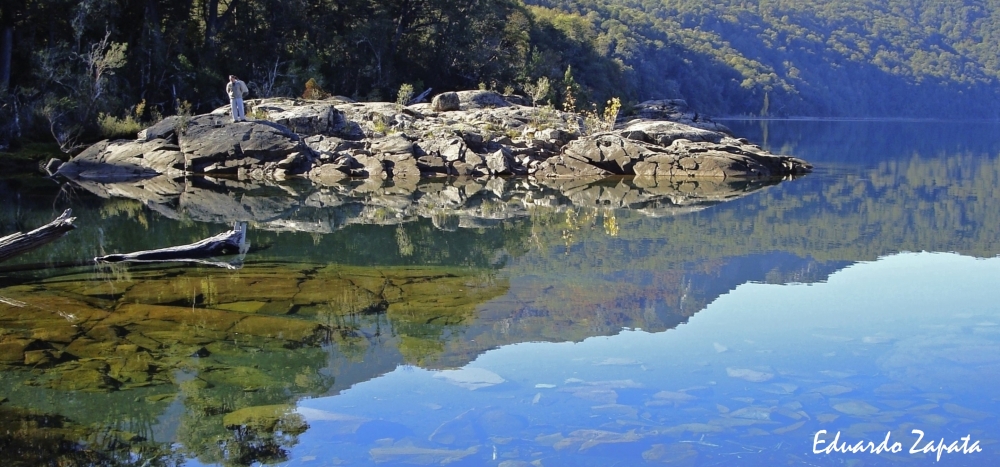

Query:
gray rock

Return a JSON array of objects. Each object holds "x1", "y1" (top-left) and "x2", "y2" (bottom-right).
[
  {"x1": 455, "y1": 90, "x2": 510, "y2": 109},
  {"x1": 416, "y1": 154, "x2": 449, "y2": 175},
  {"x1": 384, "y1": 153, "x2": 420, "y2": 179},
  {"x1": 353, "y1": 154, "x2": 387, "y2": 179},
  {"x1": 263, "y1": 102, "x2": 346, "y2": 136},
  {"x1": 450, "y1": 160, "x2": 481, "y2": 177},
  {"x1": 179, "y1": 117, "x2": 308, "y2": 176},
  {"x1": 620, "y1": 120, "x2": 722, "y2": 146},
  {"x1": 486, "y1": 149, "x2": 512, "y2": 175},
  {"x1": 631, "y1": 99, "x2": 731, "y2": 132},
  {"x1": 56, "y1": 138, "x2": 184, "y2": 181},
  {"x1": 422, "y1": 138, "x2": 466, "y2": 163},
  {"x1": 137, "y1": 115, "x2": 186, "y2": 142},
  {"x1": 432, "y1": 92, "x2": 461, "y2": 112},
  {"x1": 371, "y1": 135, "x2": 415, "y2": 156}
]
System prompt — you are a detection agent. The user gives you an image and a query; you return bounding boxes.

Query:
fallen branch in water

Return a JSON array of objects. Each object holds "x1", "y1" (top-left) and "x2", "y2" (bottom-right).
[
  {"x1": 0, "y1": 209, "x2": 77, "y2": 264},
  {"x1": 95, "y1": 222, "x2": 249, "y2": 265}
]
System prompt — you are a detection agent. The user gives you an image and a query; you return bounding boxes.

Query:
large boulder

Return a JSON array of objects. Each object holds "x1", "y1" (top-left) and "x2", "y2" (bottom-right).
[
  {"x1": 55, "y1": 138, "x2": 184, "y2": 181},
  {"x1": 137, "y1": 115, "x2": 185, "y2": 142},
  {"x1": 431, "y1": 92, "x2": 461, "y2": 112},
  {"x1": 454, "y1": 90, "x2": 510, "y2": 109},
  {"x1": 631, "y1": 99, "x2": 730, "y2": 133},
  {"x1": 178, "y1": 116, "x2": 311, "y2": 177},
  {"x1": 619, "y1": 120, "x2": 723, "y2": 146},
  {"x1": 251, "y1": 99, "x2": 348, "y2": 136}
]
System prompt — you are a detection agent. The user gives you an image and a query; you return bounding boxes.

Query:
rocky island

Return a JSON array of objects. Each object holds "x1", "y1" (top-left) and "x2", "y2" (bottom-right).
[{"x1": 52, "y1": 90, "x2": 812, "y2": 184}]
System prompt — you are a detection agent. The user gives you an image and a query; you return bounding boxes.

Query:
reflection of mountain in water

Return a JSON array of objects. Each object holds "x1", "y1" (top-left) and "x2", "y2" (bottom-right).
[
  {"x1": 726, "y1": 120, "x2": 1000, "y2": 168},
  {"x1": 423, "y1": 252, "x2": 849, "y2": 368}
]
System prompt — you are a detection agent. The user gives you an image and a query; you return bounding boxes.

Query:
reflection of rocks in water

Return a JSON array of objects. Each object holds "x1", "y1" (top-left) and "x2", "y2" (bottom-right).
[{"x1": 65, "y1": 174, "x2": 780, "y2": 234}]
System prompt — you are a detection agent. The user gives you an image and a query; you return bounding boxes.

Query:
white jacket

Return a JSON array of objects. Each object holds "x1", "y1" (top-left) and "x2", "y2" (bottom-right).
[{"x1": 227, "y1": 80, "x2": 249, "y2": 99}]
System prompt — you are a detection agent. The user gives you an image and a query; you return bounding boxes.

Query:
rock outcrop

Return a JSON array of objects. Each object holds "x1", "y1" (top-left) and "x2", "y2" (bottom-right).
[{"x1": 56, "y1": 91, "x2": 811, "y2": 183}]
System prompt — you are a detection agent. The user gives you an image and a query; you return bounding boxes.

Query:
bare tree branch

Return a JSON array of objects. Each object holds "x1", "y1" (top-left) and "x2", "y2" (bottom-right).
[{"x1": 0, "y1": 209, "x2": 76, "y2": 264}]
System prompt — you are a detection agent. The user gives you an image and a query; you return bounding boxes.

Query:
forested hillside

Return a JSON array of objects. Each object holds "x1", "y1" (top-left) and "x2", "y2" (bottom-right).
[
  {"x1": 2, "y1": 0, "x2": 999, "y2": 150},
  {"x1": 525, "y1": 0, "x2": 1000, "y2": 117}
]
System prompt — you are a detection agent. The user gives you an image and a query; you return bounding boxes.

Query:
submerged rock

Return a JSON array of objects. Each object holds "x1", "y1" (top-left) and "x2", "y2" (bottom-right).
[
  {"x1": 223, "y1": 404, "x2": 308, "y2": 434},
  {"x1": 434, "y1": 367, "x2": 506, "y2": 390}
]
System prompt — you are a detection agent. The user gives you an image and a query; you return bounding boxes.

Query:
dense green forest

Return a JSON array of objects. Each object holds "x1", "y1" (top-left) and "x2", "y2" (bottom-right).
[
  {"x1": 525, "y1": 0, "x2": 1000, "y2": 118},
  {"x1": 2, "y1": 0, "x2": 1000, "y2": 150}
]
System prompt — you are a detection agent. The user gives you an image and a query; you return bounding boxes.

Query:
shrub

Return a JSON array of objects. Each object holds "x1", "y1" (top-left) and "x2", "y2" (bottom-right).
[
  {"x1": 97, "y1": 113, "x2": 143, "y2": 139},
  {"x1": 302, "y1": 78, "x2": 330, "y2": 100},
  {"x1": 396, "y1": 83, "x2": 414, "y2": 110},
  {"x1": 523, "y1": 76, "x2": 551, "y2": 107},
  {"x1": 248, "y1": 107, "x2": 271, "y2": 121}
]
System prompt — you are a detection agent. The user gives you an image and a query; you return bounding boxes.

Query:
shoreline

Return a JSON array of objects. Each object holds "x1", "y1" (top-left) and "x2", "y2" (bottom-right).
[{"x1": 715, "y1": 115, "x2": 1000, "y2": 123}]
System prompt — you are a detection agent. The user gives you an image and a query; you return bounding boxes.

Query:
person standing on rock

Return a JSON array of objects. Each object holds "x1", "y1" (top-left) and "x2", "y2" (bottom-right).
[{"x1": 226, "y1": 75, "x2": 249, "y2": 122}]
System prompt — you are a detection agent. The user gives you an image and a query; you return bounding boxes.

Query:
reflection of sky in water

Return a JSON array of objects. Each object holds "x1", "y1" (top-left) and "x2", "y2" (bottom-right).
[{"x1": 288, "y1": 252, "x2": 999, "y2": 466}]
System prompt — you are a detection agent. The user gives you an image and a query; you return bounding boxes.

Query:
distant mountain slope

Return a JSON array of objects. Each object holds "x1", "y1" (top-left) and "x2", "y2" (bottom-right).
[{"x1": 525, "y1": 0, "x2": 1000, "y2": 118}]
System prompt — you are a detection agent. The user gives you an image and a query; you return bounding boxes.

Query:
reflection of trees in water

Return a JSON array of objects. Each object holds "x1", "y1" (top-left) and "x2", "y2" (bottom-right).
[
  {"x1": 178, "y1": 398, "x2": 308, "y2": 466},
  {"x1": 219, "y1": 422, "x2": 306, "y2": 466},
  {"x1": 175, "y1": 369, "x2": 315, "y2": 465},
  {"x1": 520, "y1": 149, "x2": 1000, "y2": 276},
  {"x1": 732, "y1": 120, "x2": 1000, "y2": 168},
  {"x1": 0, "y1": 405, "x2": 182, "y2": 466}
]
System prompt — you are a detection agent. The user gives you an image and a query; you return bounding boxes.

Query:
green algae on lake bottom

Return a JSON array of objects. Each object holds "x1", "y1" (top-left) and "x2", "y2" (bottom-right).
[
  {"x1": 0, "y1": 262, "x2": 507, "y2": 393},
  {"x1": 0, "y1": 261, "x2": 508, "y2": 465}
]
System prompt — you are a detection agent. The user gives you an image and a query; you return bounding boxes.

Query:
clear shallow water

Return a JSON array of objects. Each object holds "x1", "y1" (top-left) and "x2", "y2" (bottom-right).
[
  {"x1": 287, "y1": 252, "x2": 999, "y2": 467},
  {"x1": 0, "y1": 120, "x2": 999, "y2": 466}
]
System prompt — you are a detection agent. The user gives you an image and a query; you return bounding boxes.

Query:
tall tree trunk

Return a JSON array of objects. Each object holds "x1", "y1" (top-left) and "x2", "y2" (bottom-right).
[
  {"x1": 0, "y1": 26, "x2": 12, "y2": 91},
  {"x1": 203, "y1": 0, "x2": 241, "y2": 49},
  {"x1": 205, "y1": 0, "x2": 219, "y2": 48}
]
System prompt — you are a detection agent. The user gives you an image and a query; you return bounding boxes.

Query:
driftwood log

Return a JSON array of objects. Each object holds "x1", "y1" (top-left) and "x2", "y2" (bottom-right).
[
  {"x1": 0, "y1": 209, "x2": 76, "y2": 264},
  {"x1": 409, "y1": 87, "x2": 433, "y2": 104},
  {"x1": 95, "y1": 222, "x2": 249, "y2": 267}
]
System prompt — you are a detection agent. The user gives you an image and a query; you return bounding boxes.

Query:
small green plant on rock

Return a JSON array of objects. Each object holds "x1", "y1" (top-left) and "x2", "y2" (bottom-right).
[
  {"x1": 603, "y1": 97, "x2": 621, "y2": 130},
  {"x1": 579, "y1": 97, "x2": 621, "y2": 135},
  {"x1": 523, "y1": 76, "x2": 551, "y2": 107},
  {"x1": 370, "y1": 113, "x2": 391, "y2": 135},
  {"x1": 248, "y1": 107, "x2": 270, "y2": 121},
  {"x1": 396, "y1": 83, "x2": 414, "y2": 110},
  {"x1": 176, "y1": 99, "x2": 194, "y2": 134},
  {"x1": 581, "y1": 105, "x2": 601, "y2": 135},
  {"x1": 532, "y1": 104, "x2": 559, "y2": 131},
  {"x1": 303, "y1": 78, "x2": 330, "y2": 100}
]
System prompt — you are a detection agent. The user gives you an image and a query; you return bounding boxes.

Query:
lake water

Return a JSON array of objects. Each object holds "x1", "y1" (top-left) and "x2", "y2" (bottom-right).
[{"x1": 0, "y1": 120, "x2": 998, "y2": 466}]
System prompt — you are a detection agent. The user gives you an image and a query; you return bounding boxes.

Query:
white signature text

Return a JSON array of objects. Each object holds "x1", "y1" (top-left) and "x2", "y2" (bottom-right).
[{"x1": 813, "y1": 429, "x2": 981, "y2": 461}]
